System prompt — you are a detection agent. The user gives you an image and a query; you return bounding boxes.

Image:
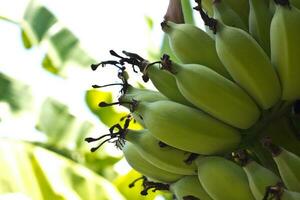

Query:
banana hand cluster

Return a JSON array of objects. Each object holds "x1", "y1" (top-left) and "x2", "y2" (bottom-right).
[{"x1": 86, "y1": 0, "x2": 300, "y2": 199}]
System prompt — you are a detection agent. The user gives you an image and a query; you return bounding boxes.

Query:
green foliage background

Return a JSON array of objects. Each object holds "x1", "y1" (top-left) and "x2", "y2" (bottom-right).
[{"x1": 0, "y1": 0, "x2": 194, "y2": 199}]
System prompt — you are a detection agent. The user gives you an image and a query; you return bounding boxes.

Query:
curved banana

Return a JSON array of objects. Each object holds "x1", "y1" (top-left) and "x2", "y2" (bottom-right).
[
  {"x1": 213, "y1": 0, "x2": 248, "y2": 31},
  {"x1": 199, "y1": 9, "x2": 281, "y2": 109},
  {"x1": 249, "y1": 0, "x2": 272, "y2": 56},
  {"x1": 122, "y1": 142, "x2": 182, "y2": 183},
  {"x1": 161, "y1": 57, "x2": 260, "y2": 129},
  {"x1": 170, "y1": 176, "x2": 213, "y2": 200},
  {"x1": 124, "y1": 129, "x2": 197, "y2": 175},
  {"x1": 222, "y1": 0, "x2": 250, "y2": 26},
  {"x1": 161, "y1": 21, "x2": 231, "y2": 79},
  {"x1": 270, "y1": 1, "x2": 300, "y2": 100},
  {"x1": 133, "y1": 100, "x2": 241, "y2": 155},
  {"x1": 195, "y1": 156, "x2": 255, "y2": 200},
  {"x1": 241, "y1": 157, "x2": 281, "y2": 200},
  {"x1": 264, "y1": 141, "x2": 300, "y2": 192},
  {"x1": 291, "y1": 0, "x2": 300, "y2": 9},
  {"x1": 145, "y1": 63, "x2": 192, "y2": 106}
]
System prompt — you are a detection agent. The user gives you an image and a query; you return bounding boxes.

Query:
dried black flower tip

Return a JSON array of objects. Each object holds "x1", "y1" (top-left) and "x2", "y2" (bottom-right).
[
  {"x1": 139, "y1": 179, "x2": 170, "y2": 196},
  {"x1": 194, "y1": 0, "x2": 218, "y2": 34},
  {"x1": 183, "y1": 196, "x2": 200, "y2": 200},
  {"x1": 158, "y1": 141, "x2": 168, "y2": 148},
  {"x1": 160, "y1": 54, "x2": 177, "y2": 74},
  {"x1": 128, "y1": 176, "x2": 147, "y2": 188},
  {"x1": 184, "y1": 153, "x2": 199, "y2": 165},
  {"x1": 232, "y1": 149, "x2": 250, "y2": 166},
  {"x1": 263, "y1": 182, "x2": 285, "y2": 200}
]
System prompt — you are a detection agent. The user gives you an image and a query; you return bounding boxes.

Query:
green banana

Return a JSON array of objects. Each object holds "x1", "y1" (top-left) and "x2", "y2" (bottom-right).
[
  {"x1": 144, "y1": 63, "x2": 192, "y2": 106},
  {"x1": 291, "y1": 0, "x2": 300, "y2": 9},
  {"x1": 198, "y1": 8, "x2": 281, "y2": 109},
  {"x1": 201, "y1": 0, "x2": 214, "y2": 16},
  {"x1": 161, "y1": 21, "x2": 231, "y2": 79},
  {"x1": 170, "y1": 176, "x2": 213, "y2": 200},
  {"x1": 264, "y1": 140, "x2": 300, "y2": 192},
  {"x1": 127, "y1": 100, "x2": 241, "y2": 155},
  {"x1": 241, "y1": 156, "x2": 281, "y2": 200},
  {"x1": 222, "y1": 0, "x2": 250, "y2": 26},
  {"x1": 213, "y1": 0, "x2": 248, "y2": 31},
  {"x1": 160, "y1": 56, "x2": 260, "y2": 129},
  {"x1": 270, "y1": 1, "x2": 300, "y2": 100},
  {"x1": 122, "y1": 142, "x2": 182, "y2": 183},
  {"x1": 195, "y1": 156, "x2": 255, "y2": 200},
  {"x1": 123, "y1": 129, "x2": 197, "y2": 175},
  {"x1": 263, "y1": 182, "x2": 300, "y2": 200},
  {"x1": 249, "y1": 0, "x2": 272, "y2": 56}
]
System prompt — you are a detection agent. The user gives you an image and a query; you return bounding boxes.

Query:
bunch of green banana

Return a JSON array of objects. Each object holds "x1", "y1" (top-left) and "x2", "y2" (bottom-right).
[
  {"x1": 263, "y1": 139, "x2": 300, "y2": 192},
  {"x1": 86, "y1": 0, "x2": 300, "y2": 198},
  {"x1": 121, "y1": 142, "x2": 182, "y2": 183},
  {"x1": 160, "y1": 55, "x2": 260, "y2": 129}
]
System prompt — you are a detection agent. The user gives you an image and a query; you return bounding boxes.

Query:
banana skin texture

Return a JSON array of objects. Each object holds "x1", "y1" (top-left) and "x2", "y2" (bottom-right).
[
  {"x1": 271, "y1": 3, "x2": 300, "y2": 100},
  {"x1": 165, "y1": 61, "x2": 260, "y2": 129},
  {"x1": 170, "y1": 176, "x2": 213, "y2": 200},
  {"x1": 134, "y1": 100, "x2": 241, "y2": 155},
  {"x1": 122, "y1": 142, "x2": 182, "y2": 183},
  {"x1": 196, "y1": 156, "x2": 255, "y2": 200},
  {"x1": 215, "y1": 22, "x2": 281, "y2": 110},
  {"x1": 124, "y1": 129, "x2": 197, "y2": 175}
]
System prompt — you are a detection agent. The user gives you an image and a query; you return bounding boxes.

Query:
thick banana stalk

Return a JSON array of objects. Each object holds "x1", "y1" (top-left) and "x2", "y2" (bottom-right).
[
  {"x1": 249, "y1": 0, "x2": 272, "y2": 56},
  {"x1": 124, "y1": 129, "x2": 197, "y2": 175},
  {"x1": 161, "y1": 21, "x2": 231, "y2": 79},
  {"x1": 170, "y1": 176, "x2": 213, "y2": 200},
  {"x1": 195, "y1": 156, "x2": 255, "y2": 200},
  {"x1": 264, "y1": 141, "x2": 300, "y2": 192},
  {"x1": 122, "y1": 142, "x2": 182, "y2": 183},
  {"x1": 242, "y1": 159, "x2": 281, "y2": 200},
  {"x1": 161, "y1": 59, "x2": 260, "y2": 129},
  {"x1": 213, "y1": 0, "x2": 248, "y2": 31},
  {"x1": 270, "y1": 1, "x2": 300, "y2": 100},
  {"x1": 134, "y1": 100, "x2": 241, "y2": 155},
  {"x1": 210, "y1": 20, "x2": 281, "y2": 109}
]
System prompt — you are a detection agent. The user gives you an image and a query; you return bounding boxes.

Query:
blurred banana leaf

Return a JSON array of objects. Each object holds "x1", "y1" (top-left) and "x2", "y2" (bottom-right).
[
  {"x1": 0, "y1": 73, "x2": 32, "y2": 113},
  {"x1": 36, "y1": 97, "x2": 94, "y2": 150},
  {"x1": 19, "y1": 0, "x2": 96, "y2": 77},
  {"x1": 0, "y1": 139, "x2": 125, "y2": 200}
]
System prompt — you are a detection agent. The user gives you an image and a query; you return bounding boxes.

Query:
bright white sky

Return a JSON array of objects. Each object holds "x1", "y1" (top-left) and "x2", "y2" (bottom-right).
[{"x1": 0, "y1": 0, "x2": 203, "y2": 176}]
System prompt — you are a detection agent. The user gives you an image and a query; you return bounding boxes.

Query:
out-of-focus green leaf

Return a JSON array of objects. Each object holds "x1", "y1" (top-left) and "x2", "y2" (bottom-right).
[
  {"x1": 0, "y1": 139, "x2": 125, "y2": 200},
  {"x1": 36, "y1": 98, "x2": 94, "y2": 150},
  {"x1": 21, "y1": 0, "x2": 57, "y2": 45},
  {"x1": 144, "y1": 16, "x2": 154, "y2": 30},
  {"x1": 21, "y1": 30, "x2": 32, "y2": 49},
  {"x1": 0, "y1": 73, "x2": 32, "y2": 112}
]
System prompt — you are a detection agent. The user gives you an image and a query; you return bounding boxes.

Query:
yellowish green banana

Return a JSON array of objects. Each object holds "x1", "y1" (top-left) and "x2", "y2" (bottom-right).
[
  {"x1": 264, "y1": 140, "x2": 300, "y2": 192},
  {"x1": 160, "y1": 56, "x2": 260, "y2": 129},
  {"x1": 213, "y1": 0, "x2": 248, "y2": 31},
  {"x1": 170, "y1": 176, "x2": 213, "y2": 200},
  {"x1": 196, "y1": 156, "x2": 255, "y2": 200},
  {"x1": 132, "y1": 100, "x2": 241, "y2": 155},
  {"x1": 249, "y1": 0, "x2": 272, "y2": 56},
  {"x1": 222, "y1": 0, "x2": 250, "y2": 26},
  {"x1": 124, "y1": 129, "x2": 197, "y2": 175},
  {"x1": 122, "y1": 142, "x2": 182, "y2": 183},
  {"x1": 198, "y1": 8, "x2": 281, "y2": 109},
  {"x1": 270, "y1": 1, "x2": 300, "y2": 100},
  {"x1": 161, "y1": 21, "x2": 231, "y2": 79}
]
